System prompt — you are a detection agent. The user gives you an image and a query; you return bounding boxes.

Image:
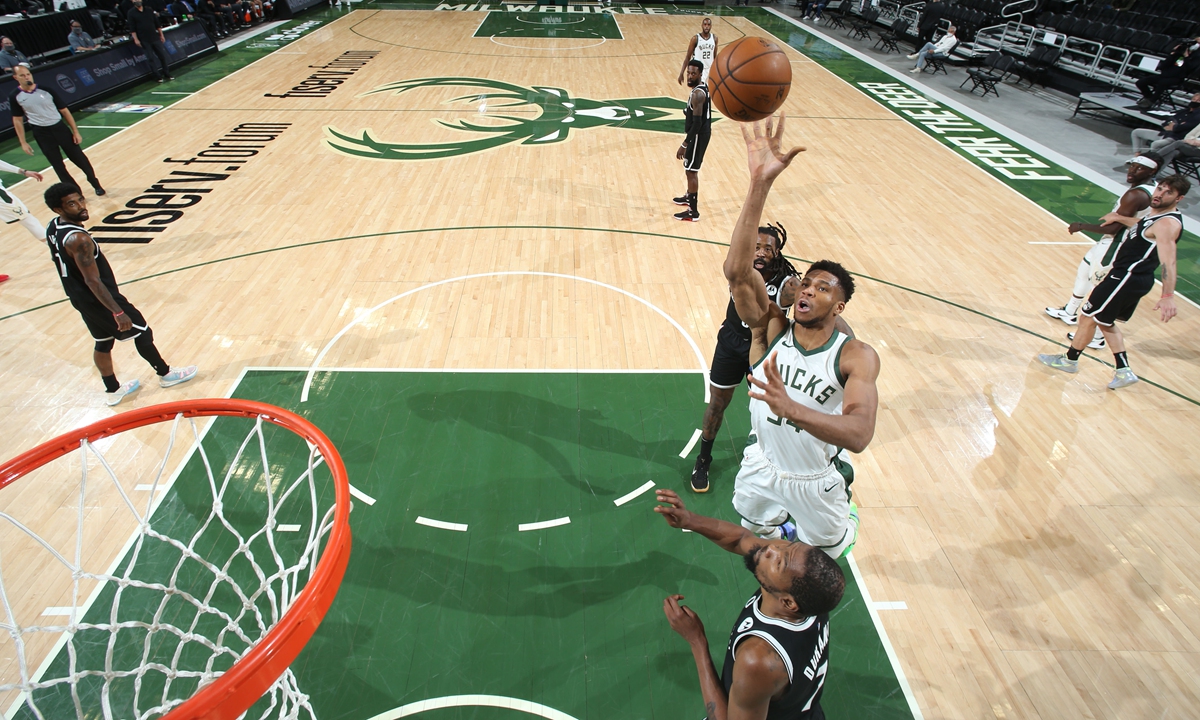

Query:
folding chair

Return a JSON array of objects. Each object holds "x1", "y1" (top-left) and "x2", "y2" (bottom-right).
[
  {"x1": 874, "y1": 18, "x2": 910, "y2": 54},
  {"x1": 849, "y1": 7, "x2": 879, "y2": 41},
  {"x1": 960, "y1": 51, "x2": 1015, "y2": 97}
]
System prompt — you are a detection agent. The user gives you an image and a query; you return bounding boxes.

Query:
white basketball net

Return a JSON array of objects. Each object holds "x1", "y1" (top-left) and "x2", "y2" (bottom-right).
[{"x1": 0, "y1": 412, "x2": 339, "y2": 720}]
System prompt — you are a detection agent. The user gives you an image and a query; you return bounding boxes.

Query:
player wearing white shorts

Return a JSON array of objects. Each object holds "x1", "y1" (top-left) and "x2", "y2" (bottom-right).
[
  {"x1": 678, "y1": 17, "x2": 717, "y2": 86},
  {"x1": 724, "y1": 117, "x2": 880, "y2": 558},
  {"x1": 1044, "y1": 152, "x2": 1159, "y2": 348},
  {"x1": 0, "y1": 158, "x2": 47, "y2": 285}
]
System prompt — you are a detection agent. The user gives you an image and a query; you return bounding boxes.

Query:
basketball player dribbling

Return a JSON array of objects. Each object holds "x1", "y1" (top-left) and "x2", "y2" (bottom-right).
[
  {"x1": 678, "y1": 17, "x2": 717, "y2": 86},
  {"x1": 725, "y1": 117, "x2": 880, "y2": 557}
]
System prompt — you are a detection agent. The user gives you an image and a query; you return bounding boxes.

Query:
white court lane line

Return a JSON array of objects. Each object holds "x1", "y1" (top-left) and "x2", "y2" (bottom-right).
[
  {"x1": 518, "y1": 517, "x2": 571, "y2": 532},
  {"x1": 613, "y1": 480, "x2": 655, "y2": 507},
  {"x1": 872, "y1": 601, "x2": 909, "y2": 611},
  {"x1": 416, "y1": 516, "x2": 468, "y2": 532},
  {"x1": 301, "y1": 271, "x2": 709, "y2": 404},
  {"x1": 349, "y1": 484, "x2": 376, "y2": 506},
  {"x1": 1028, "y1": 241, "x2": 1093, "y2": 245},
  {"x1": 679, "y1": 428, "x2": 703, "y2": 458},
  {"x1": 276, "y1": 524, "x2": 302, "y2": 532},
  {"x1": 365, "y1": 694, "x2": 578, "y2": 720},
  {"x1": 41, "y1": 607, "x2": 75, "y2": 617}
]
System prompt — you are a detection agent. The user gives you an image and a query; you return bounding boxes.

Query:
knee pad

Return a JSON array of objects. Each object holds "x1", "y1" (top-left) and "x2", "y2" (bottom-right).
[
  {"x1": 94, "y1": 338, "x2": 115, "y2": 353},
  {"x1": 133, "y1": 327, "x2": 155, "y2": 348}
]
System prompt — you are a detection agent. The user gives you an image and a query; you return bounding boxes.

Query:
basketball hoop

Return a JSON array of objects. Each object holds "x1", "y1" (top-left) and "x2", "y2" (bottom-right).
[{"x1": 0, "y1": 400, "x2": 352, "y2": 720}]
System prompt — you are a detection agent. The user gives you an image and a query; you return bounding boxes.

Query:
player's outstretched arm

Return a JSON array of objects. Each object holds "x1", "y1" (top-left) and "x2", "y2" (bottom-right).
[
  {"x1": 748, "y1": 341, "x2": 880, "y2": 453},
  {"x1": 655, "y1": 489, "x2": 759, "y2": 555},
  {"x1": 724, "y1": 117, "x2": 805, "y2": 330},
  {"x1": 1099, "y1": 211, "x2": 1140, "y2": 228}
]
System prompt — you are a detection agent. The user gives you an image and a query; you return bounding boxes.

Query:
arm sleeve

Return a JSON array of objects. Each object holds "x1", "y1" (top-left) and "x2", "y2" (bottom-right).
[
  {"x1": 0, "y1": 158, "x2": 23, "y2": 174},
  {"x1": 8, "y1": 89, "x2": 23, "y2": 117}
]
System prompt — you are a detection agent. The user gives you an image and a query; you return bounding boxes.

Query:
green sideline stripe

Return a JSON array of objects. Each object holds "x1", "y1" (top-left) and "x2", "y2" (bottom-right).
[
  {"x1": 722, "y1": 7, "x2": 1200, "y2": 298},
  {"x1": 4, "y1": 224, "x2": 1195, "y2": 406}
]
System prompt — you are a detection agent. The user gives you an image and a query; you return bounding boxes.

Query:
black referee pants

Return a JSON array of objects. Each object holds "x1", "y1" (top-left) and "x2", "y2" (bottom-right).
[
  {"x1": 139, "y1": 36, "x2": 173, "y2": 80},
  {"x1": 29, "y1": 121, "x2": 100, "y2": 192}
]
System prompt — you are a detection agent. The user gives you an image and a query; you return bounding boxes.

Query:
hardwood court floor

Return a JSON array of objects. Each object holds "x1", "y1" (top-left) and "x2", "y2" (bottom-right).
[{"x1": 0, "y1": 9, "x2": 1198, "y2": 719}]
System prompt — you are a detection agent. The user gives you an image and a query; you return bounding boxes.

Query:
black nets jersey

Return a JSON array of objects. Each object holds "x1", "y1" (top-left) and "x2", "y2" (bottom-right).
[
  {"x1": 1110, "y1": 210, "x2": 1183, "y2": 276},
  {"x1": 717, "y1": 268, "x2": 795, "y2": 351},
  {"x1": 684, "y1": 83, "x2": 712, "y2": 137},
  {"x1": 719, "y1": 590, "x2": 831, "y2": 720},
  {"x1": 47, "y1": 217, "x2": 123, "y2": 309}
]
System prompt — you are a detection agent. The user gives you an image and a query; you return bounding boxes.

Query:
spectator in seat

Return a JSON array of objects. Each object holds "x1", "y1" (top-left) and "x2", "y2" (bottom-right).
[
  {"x1": 1155, "y1": 123, "x2": 1200, "y2": 170},
  {"x1": 197, "y1": 0, "x2": 230, "y2": 36},
  {"x1": 916, "y1": 0, "x2": 944, "y2": 47},
  {"x1": 908, "y1": 26, "x2": 957, "y2": 73},
  {"x1": 68, "y1": 21, "x2": 99, "y2": 53},
  {"x1": 0, "y1": 37, "x2": 29, "y2": 74},
  {"x1": 1135, "y1": 36, "x2": 1200, "y2": 109},
  {"x1": 1132, "y1": 92, "x2": 1200, "y2": 153}
]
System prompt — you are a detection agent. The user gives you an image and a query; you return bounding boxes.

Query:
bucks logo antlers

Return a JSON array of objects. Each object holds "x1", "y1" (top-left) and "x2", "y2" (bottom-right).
[{"x1": 325, "y1": 77, "x2": 706, "y2": 161}]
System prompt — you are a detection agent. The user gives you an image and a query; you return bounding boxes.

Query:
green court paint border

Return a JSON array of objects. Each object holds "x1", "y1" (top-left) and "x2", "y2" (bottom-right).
[
  {"x1": 5, "y1": 224, "x2": 1195, "y2": 406},
  {"x1": 744, "y1": 6, "x2": 1200, "y2": 301}
]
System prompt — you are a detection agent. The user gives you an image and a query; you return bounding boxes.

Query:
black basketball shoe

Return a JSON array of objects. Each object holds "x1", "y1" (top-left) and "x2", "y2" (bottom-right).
[
  {"x1": 672, "y1": 194, "x2": 691, "y2": 206},
  {"x1": 674, "y1": 208, "x2": 700, "y2": 222},
  {"x1": 691, "y1": 456, "x2": 711, "y2": 493}
]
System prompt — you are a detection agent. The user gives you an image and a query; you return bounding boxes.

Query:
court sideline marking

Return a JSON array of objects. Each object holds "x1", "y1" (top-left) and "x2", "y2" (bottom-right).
[{"x1": 763, "y1": 7, "x2": 1199, "y2": 311}]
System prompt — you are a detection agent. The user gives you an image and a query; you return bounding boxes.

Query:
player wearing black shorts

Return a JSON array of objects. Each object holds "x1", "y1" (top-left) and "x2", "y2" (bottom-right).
[
  {"x1": 44, "y1": 183, "x2": 197, "y2": 406},
  {"x1": 673, "y1": 59, "x2": 711, "y2": 222},
  {"x1": 656, "y1": 489, "x2": 844, "y2": 720},
  {"x1": 1038, "y1": 174, "x2": 1188, "y2": 389},
  {"x1": 690, "y1": 224, "x2": 799, "y2": 493}
]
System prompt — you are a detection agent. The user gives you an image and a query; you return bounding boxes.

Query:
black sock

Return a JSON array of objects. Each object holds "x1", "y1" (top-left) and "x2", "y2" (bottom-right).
[
  {"x1": 698, "y1": 436, "x2": 715, "y2": 462},
  {"x1": 689, "y1": 193, "x2": 698, "y2": 213},
  {"x1": 102, "y1": 374, "x2": 120, "y2": 393},
  {"x1": 1114, "y1": 351, "x2": 1129, "y2": 369},
  {"x1": 1066, "y1": 347, "x2": 1082, "y2": 361}
]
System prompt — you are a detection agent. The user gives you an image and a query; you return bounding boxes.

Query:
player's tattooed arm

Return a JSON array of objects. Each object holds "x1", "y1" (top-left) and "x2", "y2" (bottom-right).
[
  {"x1": 726, "y1": 118, "x2": 804, "y2": 335},
  {"x1": 1149, "y1": 217, "x2": 1182, "y2": 322},
  {"x1": 66, "y1": 234, "x2": 130, "y2": 331}
]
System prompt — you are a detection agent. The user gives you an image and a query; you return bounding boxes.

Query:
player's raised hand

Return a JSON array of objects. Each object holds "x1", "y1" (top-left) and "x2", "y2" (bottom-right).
[
  {"x1": 747, "y1": 352, "x2": 798, "y2": 421},
  {"x1": 655, "y1": 488, "x2": 694, "y2": 529},
  {"x1": 663, "y1": 594, "x2": 707, "y2": 645},
  {"x1": 741, "y1": 113, "x2": 805, "y2": 183}
]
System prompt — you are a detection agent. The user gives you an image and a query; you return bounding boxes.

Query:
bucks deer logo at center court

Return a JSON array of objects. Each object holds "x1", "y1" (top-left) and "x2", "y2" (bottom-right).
[{"x1": 324, "y1": 77, "x2": 712, "y2": 161}]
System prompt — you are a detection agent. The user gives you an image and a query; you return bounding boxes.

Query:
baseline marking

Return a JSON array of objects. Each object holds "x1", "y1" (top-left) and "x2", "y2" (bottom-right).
[
  {"x1": 365, "y1": 695, "x2": 578, "y2": 720},
  {"x1": 300, "y1": 271, "x2": 710, "y2": 404},
  {"x1": 40, "y1": 607, "x2": 75, "y2": 617},
  {"x1": 276, "y1": 524, "x2": 302, "y2": 532},
  {"x1": 518, "y1": 517, "x2": 571, "y2": 532},
  {"x1": 416, "y1": 516, "x2": 469, "y2": 532},
  {"x1": 613, "y1": 480, "x2": 655, "y2": 507},
  {"x1": 872, "y1": 601, "x2": 909, "y2": 611},
  {"x1": 1028, "y1": 241, "x2": 1093, "y2": 245},
  {"x1": 679, "y1": 428, "x2": 703, "y2": 458}
]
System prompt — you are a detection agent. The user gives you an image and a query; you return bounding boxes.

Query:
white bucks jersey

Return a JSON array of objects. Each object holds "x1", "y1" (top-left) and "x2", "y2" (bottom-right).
[
  {"x1": 693, "y1": 33, "x2": 716, "y2": 78},
  {"x1": 1103, "y1": 182, "x2": 1157, "y2": 242},
  {"x1": 749, "y1": 325, "x2": 850, "y2": 475}
]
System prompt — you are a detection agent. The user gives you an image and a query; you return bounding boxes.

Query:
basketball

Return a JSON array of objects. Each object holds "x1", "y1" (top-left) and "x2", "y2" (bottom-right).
[{"x1": 708, "y1": 36, "x2": 792, "y2": 122}]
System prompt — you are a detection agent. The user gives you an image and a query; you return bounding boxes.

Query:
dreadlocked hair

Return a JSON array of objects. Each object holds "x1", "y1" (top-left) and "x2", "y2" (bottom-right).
[{"x1": 759, "y1": 222, "x2": 798, "y2": 279}]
